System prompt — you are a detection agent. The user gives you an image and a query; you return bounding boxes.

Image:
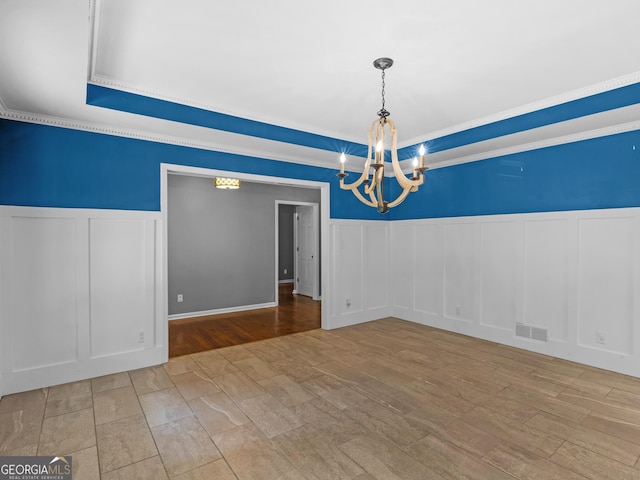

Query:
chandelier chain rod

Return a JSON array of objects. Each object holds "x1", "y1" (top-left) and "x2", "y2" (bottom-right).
[{"x1": 381, "y1": 68, "x2": 386, "y2": 113}]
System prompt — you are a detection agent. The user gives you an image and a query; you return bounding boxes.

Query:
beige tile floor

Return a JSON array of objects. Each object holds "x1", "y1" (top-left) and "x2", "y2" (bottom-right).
[{"x1": 2, "y1": 317, "x2": 640, "y2": 479}]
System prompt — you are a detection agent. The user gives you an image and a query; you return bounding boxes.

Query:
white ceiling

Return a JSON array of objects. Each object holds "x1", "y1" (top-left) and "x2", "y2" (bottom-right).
[{"x1": 2, "y1": 0, "x2": 640, "y2": 169}]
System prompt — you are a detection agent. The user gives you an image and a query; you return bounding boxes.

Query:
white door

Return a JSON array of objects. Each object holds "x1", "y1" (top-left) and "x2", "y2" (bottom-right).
[{"x1": 295, "y1": 204, "x2": 319, "y2": 299}]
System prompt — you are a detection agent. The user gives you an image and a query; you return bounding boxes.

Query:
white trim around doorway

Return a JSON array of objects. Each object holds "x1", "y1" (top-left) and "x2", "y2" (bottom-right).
[
  {"x1": 160, "y1": 163, "x2": 331, "y2": 361},
  {"x1": 275, "y1": 200, "x2": 321, "y2": 304}
]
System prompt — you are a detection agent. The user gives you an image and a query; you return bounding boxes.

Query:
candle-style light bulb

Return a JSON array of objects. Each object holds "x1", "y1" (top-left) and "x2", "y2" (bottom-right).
[
  {"x1": 412, "y1": 157, "x2": 418, "y2": 167},
  {"x1": 339, "y1": 153, "x2": 346, "y2": 174},
  {"x1": 418, "y1": 144, "x2": 426, "y2": 168},
  {"x1": 375, "y1": 140, "x2": 383, "y2": 164}
]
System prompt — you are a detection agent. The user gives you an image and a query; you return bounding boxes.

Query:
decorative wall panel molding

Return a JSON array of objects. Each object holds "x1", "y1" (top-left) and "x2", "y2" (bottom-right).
[
  {"x1": 442, "y1": 222, "x2": 477, "y2": 323},
  {"x1": 414, "y1": 224, "x2": 443, "y2": 316},
  {"x1": 3, "y1": 206, "x2": 639, "y2": 395},
  {"x1": 0, "y1": 207, "x2": 164, "y2": 396},
  {"x1": 328, "y1": 220, "x2": 391, "y2": 329},
  {"x1": 391, "y1": 207, "x2": 640, "y2": 378},
  {"x1": 479, "y1": 221, "x2": 522, "y2": 330},
  {"x1": 523, "y1": 219, "x2": 569, "y2": 342},
  {"x1": 577, "y1": 216, "x2": 635, "y2": 355},
  {"x1": 10, "y1": 217, "x2": 79, "y2": 371}
]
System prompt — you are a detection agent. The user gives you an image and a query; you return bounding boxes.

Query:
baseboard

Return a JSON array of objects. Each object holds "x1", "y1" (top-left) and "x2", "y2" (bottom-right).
[
  {"x1": 278, "y1": 279, "x2": 294, "y2": 284},
  {"x1": 326, "y1": 306, "x2": 392, "y2": 330},
  {"x1": 168, "y1": 302, "x2": 277, "y2": 321}
]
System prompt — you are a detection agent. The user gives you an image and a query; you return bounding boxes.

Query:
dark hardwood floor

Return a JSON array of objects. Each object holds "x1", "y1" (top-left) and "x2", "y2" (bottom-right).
[{"x1": 169, "y1": 283, "x2": 321, "y2": 357}]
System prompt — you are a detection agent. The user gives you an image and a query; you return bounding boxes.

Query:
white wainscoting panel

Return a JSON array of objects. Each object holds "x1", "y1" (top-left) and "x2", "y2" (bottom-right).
[
  {"x1": 391, "y1": 207, "x2": 640, "y2": 378},
  {"x1": 390, "y1": 222, "x2": 414, "y2": 311},
  {"x1": 443, "y1": 223, "x2": 476, "y2": 323},
  {"x1": 0, "y1": 207, "x2": 164, "y2": 396},
  {"x1": 479, "y1": 221, "x2": 522, "y2": 330},
  {"x1": 364, "y1": 223, "x2": 389, "y2": 310},
  {"x1": 414, "y1": 223, "x2": 443, "y2": 316},
  {"x1": 89, "y1": 218, "x2": 149, "y2": 358},
  {"x1": 328, "y1": 220, "x2": 390, "y2": 329},
  {"x1": 577, "y1": 216, "x2": 634, "y2": 355},
  {"x1": 333, "y1": 223, "x2": 364, "y2": 315},
  {"x1": 523, "y1": 219, "x2": 569, "y2": 341},
  {"x1": 11, "y1": 217, "x2": 79, "y2": 371}
]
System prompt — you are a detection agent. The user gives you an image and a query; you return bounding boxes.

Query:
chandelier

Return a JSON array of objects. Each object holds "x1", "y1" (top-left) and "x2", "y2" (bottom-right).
[{"x1": 338, "y1": 58, "x2": 427, "y2": 214}]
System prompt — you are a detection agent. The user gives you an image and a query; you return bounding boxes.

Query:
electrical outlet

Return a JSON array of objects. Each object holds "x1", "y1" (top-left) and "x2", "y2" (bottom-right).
[
  {"x1": 346, "y1": 299, "x2": 351, "y2": 308},
  {"x1": 596, "y1": 330, "x2": 606, "y2": 345},
  {"x1": 284, "y1": 268, "x2": 287, "y2": 274},
  {"x1": 138, "y1": 331, "x2": 145, "y2": 343},
  {"x1": 455, "y1": 305, "x2": 461, "y2": 315},
  {"x1": 177, "y1": 294, "x2": 183, "y2": 303}
]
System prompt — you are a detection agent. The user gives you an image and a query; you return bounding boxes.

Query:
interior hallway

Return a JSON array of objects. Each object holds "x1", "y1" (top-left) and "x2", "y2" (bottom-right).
[{"x1": 2, "y1": 318, "x2": 640, "y2": 479}]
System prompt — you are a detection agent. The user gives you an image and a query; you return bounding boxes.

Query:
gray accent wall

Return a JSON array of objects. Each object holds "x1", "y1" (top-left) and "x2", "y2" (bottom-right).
[
  {"x1": 278, "y1": 204, "x2": 295, "y2": 282},
  {"x1": 168, "y1": 174, "x2": 320, "y2": 316}
]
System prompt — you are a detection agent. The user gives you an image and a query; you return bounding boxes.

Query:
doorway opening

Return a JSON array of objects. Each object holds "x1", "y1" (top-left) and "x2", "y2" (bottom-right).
[
  {"x1": 161, "y1": 164, "x2": 329, "y2": 360},
  {"x1": 275, "y1": 201, "x2": 320, "y2": 304}
]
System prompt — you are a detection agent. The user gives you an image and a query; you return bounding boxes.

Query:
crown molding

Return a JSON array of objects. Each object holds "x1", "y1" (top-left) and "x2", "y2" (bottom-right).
[
  {"x1": 417, "y1": 119, "x2": 640, "y2": 171},
  {"x1": 398, "y1": 71, "x2": 640, "y2": 150},
  {"x1": 0, "y1": 105, "x2": 338, "y2": 171},
  {"x1": 86, "y1": 76, "x2": 366, "y2": 147},
  {"x1": 87, "y1": 71, "x2": 640, "y2": 156},
  {"x1": 86, "y1": 72, "x2": 640, "y2": 166},
  {"x1": 2, "y1": 97, "x2": 638, "y2": 177}
]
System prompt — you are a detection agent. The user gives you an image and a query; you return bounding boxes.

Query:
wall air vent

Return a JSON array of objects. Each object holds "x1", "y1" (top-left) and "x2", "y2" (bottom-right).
[
  {"x1": 515, "y1": 323, "x2": 531, "y2": 338},
  {"x1": 531, "y1": 326, "x2": 548, "y2": 342},
  {"x1": 515, "y1": 323, "x2": 548, "y2": 342}
]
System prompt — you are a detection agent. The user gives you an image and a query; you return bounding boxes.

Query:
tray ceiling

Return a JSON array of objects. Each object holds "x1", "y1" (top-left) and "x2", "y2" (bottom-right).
[{"x1": 2, "y1": 0, "x2": 640, "y2": 169}]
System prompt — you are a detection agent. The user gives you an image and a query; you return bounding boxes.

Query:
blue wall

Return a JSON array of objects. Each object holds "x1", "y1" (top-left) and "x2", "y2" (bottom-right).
[
  {"x1": 2, "y1": 119, "x2": 640, "y2": 220},
  {"x1": 390, "y1": 129, "x2": 640, "y2": 220},
  {"x1": 0, "y1": 119, "x2": 380, "y2": 219}
]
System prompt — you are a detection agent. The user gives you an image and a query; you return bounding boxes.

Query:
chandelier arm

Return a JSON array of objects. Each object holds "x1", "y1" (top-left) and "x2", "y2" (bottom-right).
[
  {"x1": 395, "y1": 168, "x2": 424, "y2": 189},
  {"x1": 363, "y1": 173, "x2": 378, "y2": 195},
  {"x1": 391, "y1": 161, "x2": 423, "y2": 188},
  {"x1": 386, "y1": 118, "x2": 423, "y2": 189},
  {"x1": 365, "y1": 167, "x2": 384, "y2": 206},
  {"x1": 375, "y1": 176, "x2": 386, "y2": 212},
  {"x1": 347, "y1": 183, "x2": 378, "y2": 208},
  {"x1": 340, "y1": 163, "x2": 372, "y2": 191},
  {"x1": 364, "y1": 168, "x2": 382, "y2": 194},
  {"x1": 343, "y1": 118, "x2": 382, "y2": 194},
  {"x1": 386, "y1": 183, "x2": 414, "y2": 208},
  {"x1": 383, "y1": 115, "x2": 413, "y2": 207},
  {"x1": 341, "y1": 175, "x2": 369, "y2": 192},
  {"x1": 363, "y1": 118, "x2": 383, "y2": 195}
]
